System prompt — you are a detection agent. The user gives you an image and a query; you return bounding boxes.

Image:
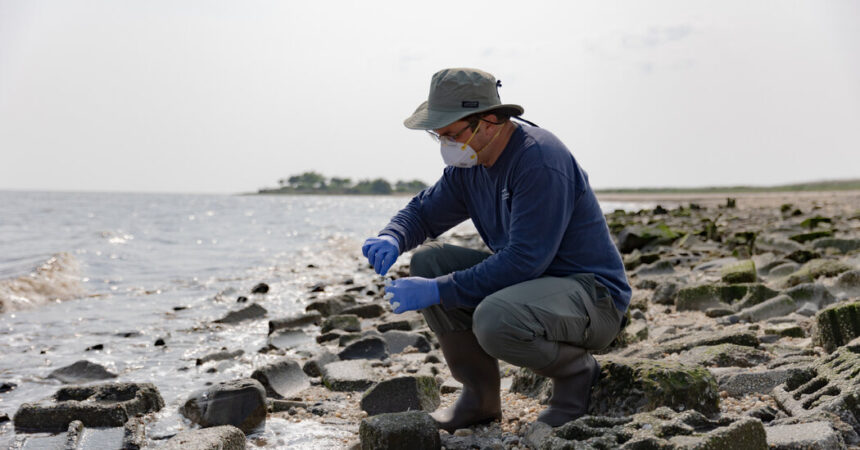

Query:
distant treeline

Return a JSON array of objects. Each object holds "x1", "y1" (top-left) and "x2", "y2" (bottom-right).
[
  {"x1": 257, "y1": 171, "x2": 429, "y2": 195},
  {"x1": 596, "y1": 178, "x2": 860, "y2": 194}
]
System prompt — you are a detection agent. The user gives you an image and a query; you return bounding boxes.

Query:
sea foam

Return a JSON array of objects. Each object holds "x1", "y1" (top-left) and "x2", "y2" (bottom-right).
[{"x1": 0, "y1": 252, "x2": 85, "y2": 313}]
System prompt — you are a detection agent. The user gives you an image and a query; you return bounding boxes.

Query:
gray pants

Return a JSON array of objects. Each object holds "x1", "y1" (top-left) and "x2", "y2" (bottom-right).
[{"x1": 412, "y1": 242, "x2": 624, "y2": 370}]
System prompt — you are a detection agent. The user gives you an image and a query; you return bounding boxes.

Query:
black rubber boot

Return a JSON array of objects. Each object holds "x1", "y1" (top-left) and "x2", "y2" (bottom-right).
[
  {"x1": 431, "y1": 330, "x2": 502, "y2": 432},
  {"x1": 533, "y1": 343, "x2": 600, "y2": 427}
]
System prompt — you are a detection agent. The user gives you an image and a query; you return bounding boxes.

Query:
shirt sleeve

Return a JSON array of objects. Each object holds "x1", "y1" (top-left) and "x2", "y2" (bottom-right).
[
  {"x1": 379, "y1": 168, "x2": 470, "y2": 253},
  {"x1": 435, "y1": 166, "x2": 577, "y2": 309}
]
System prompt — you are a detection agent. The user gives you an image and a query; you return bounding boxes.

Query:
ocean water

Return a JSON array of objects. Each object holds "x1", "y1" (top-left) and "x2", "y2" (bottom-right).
[{"x1": 0, "y1": 191, "x2": 643, "y2": 448}]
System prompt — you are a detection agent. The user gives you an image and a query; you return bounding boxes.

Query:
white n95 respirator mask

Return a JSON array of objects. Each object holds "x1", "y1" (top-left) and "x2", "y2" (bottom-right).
[{"x1": 440, "y1": 137, "x2": 479, "y2": 168}]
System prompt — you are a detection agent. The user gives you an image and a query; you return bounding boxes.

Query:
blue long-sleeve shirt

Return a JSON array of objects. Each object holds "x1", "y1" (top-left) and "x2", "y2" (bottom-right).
[{"x1": 380, "y1": 124, "x2": 631, "y2": 312}]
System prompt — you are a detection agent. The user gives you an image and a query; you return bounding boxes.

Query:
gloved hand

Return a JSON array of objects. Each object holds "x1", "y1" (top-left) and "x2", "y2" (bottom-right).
[
  {"x1": 362, "y1": 235, "x2": 400, "y2": 275},
  {"x1": 384, "y1": 277, "x2": 440, "y2": 314}
]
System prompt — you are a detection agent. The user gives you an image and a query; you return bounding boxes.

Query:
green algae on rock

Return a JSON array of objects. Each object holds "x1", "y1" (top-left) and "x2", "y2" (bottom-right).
[
  {"x1": 813, "y1": 301, "x2": 860, "y2": 352},
  {"x1": 721, "y1": 260, "x2": 757, "y2": 283}
]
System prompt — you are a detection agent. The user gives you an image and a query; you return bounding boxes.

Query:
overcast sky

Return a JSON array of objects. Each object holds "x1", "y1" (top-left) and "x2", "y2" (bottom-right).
[{"x1": 1, "y1": 0, "x2": 858, "y2": 194}]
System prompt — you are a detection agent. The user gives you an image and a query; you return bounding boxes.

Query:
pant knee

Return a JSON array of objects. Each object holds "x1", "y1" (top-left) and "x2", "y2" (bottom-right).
[
  {"x1": 409, "y1": 244, "x2": 443, "y2": 277},
  {"x1": 473, "y1": 297, "x2": 557, "y2": 369},
  {"x1": 472, "y1": 299, "x2": 510, "y2": 359}
]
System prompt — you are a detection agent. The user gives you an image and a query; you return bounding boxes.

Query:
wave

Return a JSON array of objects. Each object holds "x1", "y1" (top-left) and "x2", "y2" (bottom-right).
[{"x1": 0, "y1": 252, "x2": 85, "y2": 314}]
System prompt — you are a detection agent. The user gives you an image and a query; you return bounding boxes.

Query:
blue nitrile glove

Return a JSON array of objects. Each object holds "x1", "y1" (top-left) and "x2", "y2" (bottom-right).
[
  {"x1": 384, "y1": 277, "x2": 440, "y2": 314},
  {"x1": 361, "y1": 235, "x2": 400, "y2": 275}
]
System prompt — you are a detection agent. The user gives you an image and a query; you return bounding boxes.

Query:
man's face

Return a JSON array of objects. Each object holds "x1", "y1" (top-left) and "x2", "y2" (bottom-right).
[{"x1": 431, "y1": 120, "x2": 475, "y2": 144}]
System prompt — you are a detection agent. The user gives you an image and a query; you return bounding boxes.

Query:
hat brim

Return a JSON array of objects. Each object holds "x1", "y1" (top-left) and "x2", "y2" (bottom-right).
[{"x1": 403, "y1": 101, "x2": 525, "y2": 130}]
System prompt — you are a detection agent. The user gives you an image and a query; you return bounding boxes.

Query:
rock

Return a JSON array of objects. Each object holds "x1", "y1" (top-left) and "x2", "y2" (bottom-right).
[
  {"x1": 510, "y1": 367, "x2": 552, "y2": 403},
  {"x1": 320, "y1": 314, "x2": 361, "y2": 333},
  {"x1": 13, "y1": 382, "x2": 164, "y2": 431},
  {"x1": 196, "y1": 349, "x2": 244, "y2": 366},
  {"x1": 652, "y1": 280, "x2": 680, "y2": 305},
  {"x1": 738, "y1": 294, "x2": 797, "y2": 322},
  {"x1": 747, "y1": 404, "x2": 780, "y2": 422},
  {"x1": 682, "y1": 344, "x2": 770, "y2": 368},
  {"x1": 787, "y1": 249, "x2": 821, "y2": 264},
  {"x1": 251, "y1": 358, "x2": 310, "y2": 399},
  {"x1": 616, "y1": 224, "x2": 680, "y2": 253},
  {"x1": 764, "y1": 323, "x2": 806, "y2": 338},
  {"x1": 306, "y1": 294, "x2": 356, "y2": 317},
  {"x1": 772, "y1": 337, "x2": 860, "y2": 443},
  {"x1": 85, "y1": 343, "x2": 104, "y2": 351},
  {"x1": 338, "y1": 333, "x2": 363, "y2": 347},
  {"x1": 341, "y1": 303, "x2": 386, "y2": 319},
  {"x1": 785, "y1": 283, "x2": 836, "y2": 309},
  {"x1": 590, "y1": 357, "x2": 720, "y2": 416},
  {"x1": 1, "y1": 382, "x2": 17, "y2": 393},
  {"x1": 47, "y1": 360, "x2": 118, "y2": 384},
  {"x1": 783, "y1": 259, "x2": 853, "y2": 288},
  {"x1": 251, "y1": 283, "x2": 269, "y2": 294},
  {"x1": 268, "y1": 311, "x2": 323, "y2": 333},
  {"x1": 214, "y1": 303, "x2": 267, "y2": 324},
  {"x1": 769, "y1": 261, "x2": 800, "y2": 277},
  {"x1": 648, "y1": 330, "x2": 760, "y2": 356},
  {"x1": 377, "y1": 320, "x2": 413, "y2": 332},
  {"x1": 706, "y1": 307, "x2": 735, "y2": 318},
  {"x1": 633, "y1": 260, "x2": 675, "y2": 277},
  {"x1": 527, "y1": 408, "x2": 767, "y2": 449},
  {"x1": 722, "y1": 260, "x2": 757, "y2": 283},
  {"x1": 359, "y1": 411, "x2": 440, "y2": 450},
  {"x1": 321, "y1": 360, "x2": 376, "y2": 391},
  {"x1": 715, "y1": 368, "x2": 795, "y2": 397},
  {"x1": 765, "y1": 421, "x2": 844, "y2": 449},
  {"x1": 440, "y1": 378, "x2": 463, "y2": 394},
  {"x1": 154, "y1": 338, "x2": 166, "y2": 346},
  {"x1": 315, "y1": 330, "x2": 343, "y2": 344},
  {"x1": 267, "y1": 328, "x2": 312, "y2": 350},
  {"x1": 268, "y1": 399, "x2": 308, "y2": 412},
  {"x1": 813, "y1": 237, "x2": 860, "y2": 254},
  {"x1": 180, "y1": 378, "x2": 267, "y2": 433},
  {"x1": 833, "y1": 269, "x2": 860, "y2": 298},
  {"x1": 812, "y1": 301, "x2": 860, "y2": 352},
  {"x1": 302, "y1": 350, "x2": 339, "y2": 377},
  {"x1": 790, "y1": 230, "x2": 834, "y2": 244},
  {"x1": 338, "y1": 337, "x2": 389, "y2": 360},
  {"x1": 676, "y1": 283, "x2": 778, "y2": 312},
  {"x1": 160, "y1": 425, "x2": 246, "y2": 450},
  {"x1": 624, "y1": 320, "x2": 649, "y2": 343},
  {"x1": 382, "y1": 330, "x2": 432, "y2": 354},
  {"x1": 360, "y1": 376, "x2": 440, "y2": 416},
  {"x1": 757, "y1": 234, "x2": 804, "y2": 255}
]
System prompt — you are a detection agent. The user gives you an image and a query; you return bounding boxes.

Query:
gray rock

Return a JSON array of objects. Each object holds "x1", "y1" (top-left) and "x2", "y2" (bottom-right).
[
  {"x1": 302, "y1": 350, "x2": 339, "y2": 377},
  {"x1": 196, "y1": 349, "x2": 244, "y2": 366},
  {"x1": 48, "y1": 360, "x2": 118, "y2": 384},
  {"x1": 652, "y1": 280, "x2": 680, "y2": 305},
  {"x1": 305, "y1": 294, "x2": 356, "y2": 317},
  {"x1": 214, "y1": 303, "x2": 267, "y2": 324},
  {"x1": 645, "y1": 330, "x2": 759, "y2": 357},
  {"x1": 633, "y1": 260, "x2": 675, "y2": 276},
  {"x1": 160, "y1": 425, "x2": 246, "y2": 450},
  {"x1": 739, "y1": 294, "x2": 797, "y2": 322},
  {"x1": 785, "y1": 283, "x2": 835, "y2": 309},
  {"x1": 722, "y1": 260, "x2": 757, "y2": 283},
  {"x1": 769, "y1": 262, "x2": 800, "y2": 277},
  {"x1": 338, "y1": 337, "x2": 389, "y2": 360},
  {"x1": 772, "y1": 337, "x2": 860, "y2": 443},
  {"x1": 757, "y1": 234, "x2": 804, "y2": 254},
  {"x1": 377, "y1": 320, "x2": 413, "y2": 332},
  {"x1": 812, "y1": 237, "x2": 860, "y2": 253},
  {"x1": 359, "y1": 411, "x2": 440, "y2": 450},
  {"x1": 341, "y1": 303, "x2": 386, "y2": 319},
  {"x1": 251, "y1": 358, "x2": 310, "y2": 399},
  {"x1": 832, "y1": 269, "x2": 860, "y2": 299},
  {"x1": 180, "y1": 378, "x2": 267, "y2": 433},
  {"x1": 267, "y1": 328, "x2": 312, "y2": 350},
  {"x1": 268, "y1": 311, "x2": 322, "y2": 334},
  {"x1": 360, "y1": 376, "x2": 440, "y2": 416},
  {"x1": 714, "y1": 368, "x2": 794, "y2": 397},
  {"x1": 525, "y1": 408, "x2": 767, "y2": 449},
  {"x1": 682, "y1": 344, "x2": 771, "y2": 368},
  {"x1": 766, "y1": 421, "x2": 844, "y2": 450},
  {"x1": 382, "y1": 330, "x2": 432, "y2": 354},
  {"x1": 321, "y1": 360, "x2": 376, "y2": 391},
  {"x1": 13, "y1": 382, "x2": 164, "y2": 431},
  {"x1": 812, "y1": 301, "x2": 860, "y2": 352},
  {"x1": 320, "y1": 314, "x2": 361, "y2": 333}
]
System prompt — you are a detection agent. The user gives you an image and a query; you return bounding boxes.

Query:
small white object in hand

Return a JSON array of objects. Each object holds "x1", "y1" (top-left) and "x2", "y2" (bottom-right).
[
  {"x1": 383, "y1": 292, "x2": 394, "y2": 301},
  {"x1": 391, "y1": 301, "x2": 400, "y2": 310}
]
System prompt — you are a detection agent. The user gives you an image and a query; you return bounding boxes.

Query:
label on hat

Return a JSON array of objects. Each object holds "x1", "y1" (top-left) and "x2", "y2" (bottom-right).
[{"x1": 461, "y1": 101, "x2": 479, "y2": 108}]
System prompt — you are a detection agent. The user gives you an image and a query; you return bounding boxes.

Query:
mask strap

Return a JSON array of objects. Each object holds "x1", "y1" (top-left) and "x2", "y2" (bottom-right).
[
  {"x1": 475, "y1": 122, "x2": 505, "y2": 155},
  {"x1": 460, "y1": 121, "x2": 482, "y2": 150}
]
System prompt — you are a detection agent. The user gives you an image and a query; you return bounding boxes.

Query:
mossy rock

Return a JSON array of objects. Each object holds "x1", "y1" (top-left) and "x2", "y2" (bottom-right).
[
  {"x1": 676, "y1": 283, "x2": 777, "y2": 311},
  {"x1": 359, "y1": 411, "x2": 440, "y2": 450},
  {"x1": 617, "y1": 223, "x2": 682, "y2": 253},
  {"x1": 800, "y1": 215, "x2": 832, "y2": 229},
  {"x1": 721, "y1": 260, "x2": 757, "y2": 283},
  {"x1": 789, "y1": 230, "x2": 834, "y2": 244},
  {"x1": 320, "y1": 314, "x2": 361, "y2": 333},
  {"x1": 783, "y1": 259, "x2": 854, "y2": 288},
  {"x1": 813, "y1": 301, "x2": 860, "y2": 352},
  {"x1": 590, "y1": 357, "x2": 720, "y2": 416},
  {"x1": 812, "y1": 238, "x2": 860, "y2": 254}
]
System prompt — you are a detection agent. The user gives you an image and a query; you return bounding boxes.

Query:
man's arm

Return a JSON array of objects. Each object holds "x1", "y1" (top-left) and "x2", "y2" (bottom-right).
[
  {"x1": 380, "y1": 169, "x2": 470, "y2": 253},
  {"x1": 435, "y1": 167, "x2": 577, "y2": 309}
]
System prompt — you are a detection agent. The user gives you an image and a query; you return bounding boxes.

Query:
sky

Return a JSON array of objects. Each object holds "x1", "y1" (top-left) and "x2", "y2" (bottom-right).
[{"x1": 1, "y1": 0, "x2": 858, "y2": 194}]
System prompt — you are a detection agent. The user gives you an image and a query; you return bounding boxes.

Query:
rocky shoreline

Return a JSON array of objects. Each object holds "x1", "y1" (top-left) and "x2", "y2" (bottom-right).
[{"x1": 2, "y1": 193, "x2": 859, "y2": 449}]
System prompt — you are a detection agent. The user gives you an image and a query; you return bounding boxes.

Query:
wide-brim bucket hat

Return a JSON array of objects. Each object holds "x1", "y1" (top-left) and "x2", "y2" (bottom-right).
[{"x1": 403, "y1": 68, "x2": 524, "y2": 130}]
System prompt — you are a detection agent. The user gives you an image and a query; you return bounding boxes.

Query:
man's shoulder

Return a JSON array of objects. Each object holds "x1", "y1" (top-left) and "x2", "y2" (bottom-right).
[{"x1": 514, "y1": 126, "x2": 577, "y2": 169}]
